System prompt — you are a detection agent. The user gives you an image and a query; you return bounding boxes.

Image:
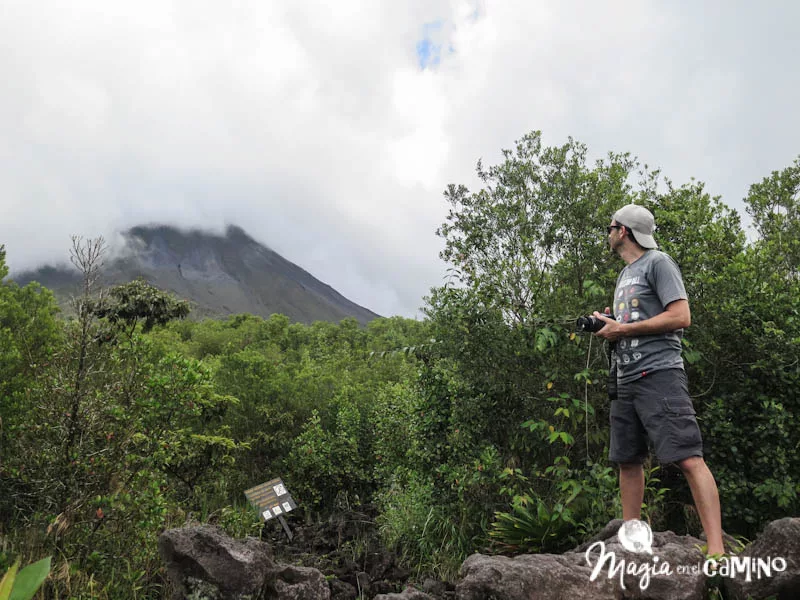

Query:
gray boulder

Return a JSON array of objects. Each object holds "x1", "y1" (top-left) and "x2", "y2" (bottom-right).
[
  {"x1": 724, "y1": 517, "x2": 800, "y2": 600},
  {"x1": 456, "y1": 553, "x2": 618, "y2": 600},
  {"x1": 456, "y1": 523, "x2": 708, "y2": 600},
  {"x1": 421, "y1": 578, "x2": 448, "y2": 597},
  {"x1": 329, "y1": 578, "x2": 357, "y2": 600},
  {"x1": 373, "y1": 586, "x2": 435, "y2": 599},
  {"x1": 263, "y1": 563, "x2": 331, "y2": 600},
  {"x1": 586, "y1": 529, "x2": 708, "y2": 599},
  {"x1": 158, "y1": 525, "x2": 330, "y2": 600},
  {"x1": 159, "y1": 525, "x2": 274, "y2": 599},
  {"x1": 573, "y1": 518, "x2": 624, "y2": 552}
]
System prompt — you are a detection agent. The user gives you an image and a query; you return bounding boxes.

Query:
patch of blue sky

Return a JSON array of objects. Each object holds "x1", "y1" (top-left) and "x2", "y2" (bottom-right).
[
  {"x1": 416, "y1": 38, "x2": 441, "y2": 69},
  {"x1": 416, "y1": 19, "x2": 445, "y2": 70}
]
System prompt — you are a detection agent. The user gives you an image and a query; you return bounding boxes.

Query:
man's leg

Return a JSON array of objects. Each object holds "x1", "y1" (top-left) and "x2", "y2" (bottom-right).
[
  {"x1": 610, "y1": 381, "x2": 647, "y2": 521},
  {"x1": 634, "y1": 370, "x2": 724, "y2": 551},
  {"x1": 678, "y1": 456, "x2": 724, "y2": 555},
  {"x1": 619, "y1": 462, "x2": 645, "y2": 520}
]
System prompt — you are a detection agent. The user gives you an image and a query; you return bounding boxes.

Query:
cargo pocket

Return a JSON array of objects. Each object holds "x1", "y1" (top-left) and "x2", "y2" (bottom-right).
[
  {"x1": 657, "y1": 396, "x2": 702, "y2": 463},
  {"x1": 662, "y1": 396, "x2": 696, "y2": 416}
]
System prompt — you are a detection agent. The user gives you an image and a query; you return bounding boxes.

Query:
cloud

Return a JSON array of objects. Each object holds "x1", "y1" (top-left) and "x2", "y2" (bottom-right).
[{"x1": 1, "y1": 1, "x2": 799, "y2": 318}]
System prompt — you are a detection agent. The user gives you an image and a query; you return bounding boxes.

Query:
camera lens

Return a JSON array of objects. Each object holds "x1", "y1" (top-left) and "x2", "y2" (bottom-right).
[{"x1": 575, "y1": 315, "x2": 609, "y2": 333}]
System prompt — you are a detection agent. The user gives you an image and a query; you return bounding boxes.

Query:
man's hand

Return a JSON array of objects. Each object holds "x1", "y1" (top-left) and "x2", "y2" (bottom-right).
[
  {"x1": 593, "y1": 310, "x2": 625, "y2": 341},
  {"x1": 592, "y1": 300, "x2": 691, "y2": 341}
]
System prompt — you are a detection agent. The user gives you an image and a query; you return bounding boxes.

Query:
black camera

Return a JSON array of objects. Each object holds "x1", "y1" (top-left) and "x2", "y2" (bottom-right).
[{"x1": 575, "y1": 313, "x2": 613, "y2": 333}]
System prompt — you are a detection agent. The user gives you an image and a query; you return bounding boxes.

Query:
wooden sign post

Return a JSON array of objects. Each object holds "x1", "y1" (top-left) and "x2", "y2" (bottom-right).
[{"x1": 244, "y1": 477, "x2": 297, "y2": 540}]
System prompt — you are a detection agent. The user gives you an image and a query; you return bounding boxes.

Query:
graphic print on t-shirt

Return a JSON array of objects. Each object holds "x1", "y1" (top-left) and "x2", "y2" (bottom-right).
[
  {"x1": 611, "y1": 251, "x2": 688, "y2": 383},
  {"x1": 615, "y1": 281, "x2": 644, "y2": 364}
]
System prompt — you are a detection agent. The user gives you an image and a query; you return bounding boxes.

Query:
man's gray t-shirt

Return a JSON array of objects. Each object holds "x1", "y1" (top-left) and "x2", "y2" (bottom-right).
[{"x1": 611, "y1": 250, "x2": 688, "y2": 384}]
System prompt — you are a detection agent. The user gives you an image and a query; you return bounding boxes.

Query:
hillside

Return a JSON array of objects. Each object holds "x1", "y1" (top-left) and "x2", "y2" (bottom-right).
[{"x1": 12, "y1": 224, "x2": 380, "y2": 325}]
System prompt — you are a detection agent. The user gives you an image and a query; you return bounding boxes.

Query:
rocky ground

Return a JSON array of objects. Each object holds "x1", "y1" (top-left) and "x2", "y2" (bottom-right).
[
  {"x1": 160, "y1": 511, "x2": 800, "y2": 599},
  {"x1": 259, "y1": 505, "x2": 455, "y2": 599}
]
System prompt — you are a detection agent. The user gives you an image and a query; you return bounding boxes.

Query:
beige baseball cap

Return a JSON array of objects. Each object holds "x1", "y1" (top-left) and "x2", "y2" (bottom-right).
[{"x1": 613, "y1": 204, "x2": 657, "y2": 249}]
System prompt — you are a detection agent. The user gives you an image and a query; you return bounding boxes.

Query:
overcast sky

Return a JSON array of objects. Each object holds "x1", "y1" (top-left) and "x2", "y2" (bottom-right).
[{"x1": 2, "y1": 1, "x2": 798, "y2": 318}]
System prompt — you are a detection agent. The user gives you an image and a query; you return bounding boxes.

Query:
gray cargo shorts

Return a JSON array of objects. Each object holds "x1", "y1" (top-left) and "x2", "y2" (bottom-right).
[{"x1": 609, "y1": 368, "x2": 703, "y2": 465}]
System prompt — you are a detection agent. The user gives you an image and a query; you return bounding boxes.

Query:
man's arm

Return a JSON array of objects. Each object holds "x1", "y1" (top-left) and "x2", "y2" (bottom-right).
[{"x1": 593, "y1": 299, "x2": 691, "y2": 342}]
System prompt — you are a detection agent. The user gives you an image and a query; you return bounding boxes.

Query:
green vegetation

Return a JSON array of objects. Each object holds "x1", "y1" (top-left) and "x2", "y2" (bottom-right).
[
  {"x1": 0, "y1": 557, "x2": 51, "y2": 600},
  {"x1": 1, "y1": 134, "x2": 798, "y2": 598}
]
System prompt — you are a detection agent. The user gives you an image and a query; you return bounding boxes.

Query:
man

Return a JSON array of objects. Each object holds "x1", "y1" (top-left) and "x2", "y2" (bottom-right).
[{"x1": 593, "y1": 203, "x2": 724, "y2": 556}]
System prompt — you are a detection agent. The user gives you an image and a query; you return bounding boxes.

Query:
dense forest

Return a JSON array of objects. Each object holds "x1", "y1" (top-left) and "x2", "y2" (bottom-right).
[{"x1": 1, "y1": 132, "x2": 798, "y2": 598}]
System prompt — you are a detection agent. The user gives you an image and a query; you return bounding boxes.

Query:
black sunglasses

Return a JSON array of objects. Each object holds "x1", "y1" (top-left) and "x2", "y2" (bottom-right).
[{"x1": 606, "y1": 225, "x2": 624, "y2": 234}]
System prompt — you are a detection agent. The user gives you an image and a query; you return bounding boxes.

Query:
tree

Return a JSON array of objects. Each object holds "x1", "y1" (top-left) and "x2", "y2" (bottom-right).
[
  {"x1": 697, "y1": 158, "x2": 800, "y2": 532},
  {"x1": 437, "y1": 132, "x2": 642, "y2": 324},
  {"x1": 746, "y1": 156, "x2": 800, "y2": 277},
  {"x1": 0, "y1": 245, "x2": 60, "y2": 518},
  {"x1": 93, "y1": 278, "x2": 190, "y2": 339},
  {"x1": 1, "y1": 238, "x2": 238, "y2": 595}
]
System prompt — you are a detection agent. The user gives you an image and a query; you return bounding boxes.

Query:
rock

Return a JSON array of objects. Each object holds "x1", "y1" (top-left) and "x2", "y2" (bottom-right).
[
  {"x1": 422, "y1": 577, "x2": 448, "y2": 596},
  {"x1": 367, "y1": 549, "x2": 409, "y2": 583},
  {"x1": 160, "y1": 517, "x2": 800, "y2": 600},
  {"x1": 724, "y1": 517, "x2": 800, "y2": 600},
  {"x1": 159, "y1": 525, "x2": 273, "y2": 599},
  {"x1": 456, "y1": 522, "x2": 709, "y2": 600},
  {"x1": 573, "y1": 519, "x2": 623, "y2": 553},
  {"x1": 159, "y1": 524, "x2": 330, "y2": 600},
  {"x1": 586, "y1": 529, "x2": 708, "y2": 599},
  {"x1": 372, "y1": 580, "x2": 400, "y2": 595},
  {"x1": 699, "y1": 529, "x2": 745, "y2": 555},
  {"x1": 264, "y1": 563, "x2": 331, "y2": 600},
  {"x1": 373, "y1": 586, "x2": 435, "y2": 599},
  {"x1": 330, "y1": 578, "x2": 357, "y2": 600},
  {"x1": 456, "y1": 553, "x2": 618, "y2": 600}
]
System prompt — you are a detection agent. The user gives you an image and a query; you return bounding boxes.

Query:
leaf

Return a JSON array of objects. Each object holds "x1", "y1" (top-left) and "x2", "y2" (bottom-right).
[
  {"x1": 683, "y1": 349, "x2": 703, "y2": 364},
  {"x1": 0, "y1": 561, "x2": 20, "y2": 600},
  {"x1": 9, "y1": 557, "x2": 50, "y2": 600},
  {"x1": 536, "y1": 501, "x2": 550, "y2": 522},
  {"x1": 535, "y1": 328, "x2": 557, "y2": 352}
]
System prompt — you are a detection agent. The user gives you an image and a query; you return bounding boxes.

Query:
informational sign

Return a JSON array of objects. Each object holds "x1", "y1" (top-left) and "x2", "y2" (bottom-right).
[{"x1": 244, "y1": 478, "x2": 297, "y2": 539}]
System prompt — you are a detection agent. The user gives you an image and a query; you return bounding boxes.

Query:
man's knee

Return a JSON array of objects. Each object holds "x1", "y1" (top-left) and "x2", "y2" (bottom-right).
[
  {"x1": 619, "y1": 462, "x2": 644, "y2": 475},
  {"x1": 676, "y1": 455, "x2": 705, "y2": 473}
]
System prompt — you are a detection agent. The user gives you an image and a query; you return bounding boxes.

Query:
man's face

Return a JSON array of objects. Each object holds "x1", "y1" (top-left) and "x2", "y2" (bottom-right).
[{"x1": 608, "y1": 221, "x2": 624, "y2": 254}]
